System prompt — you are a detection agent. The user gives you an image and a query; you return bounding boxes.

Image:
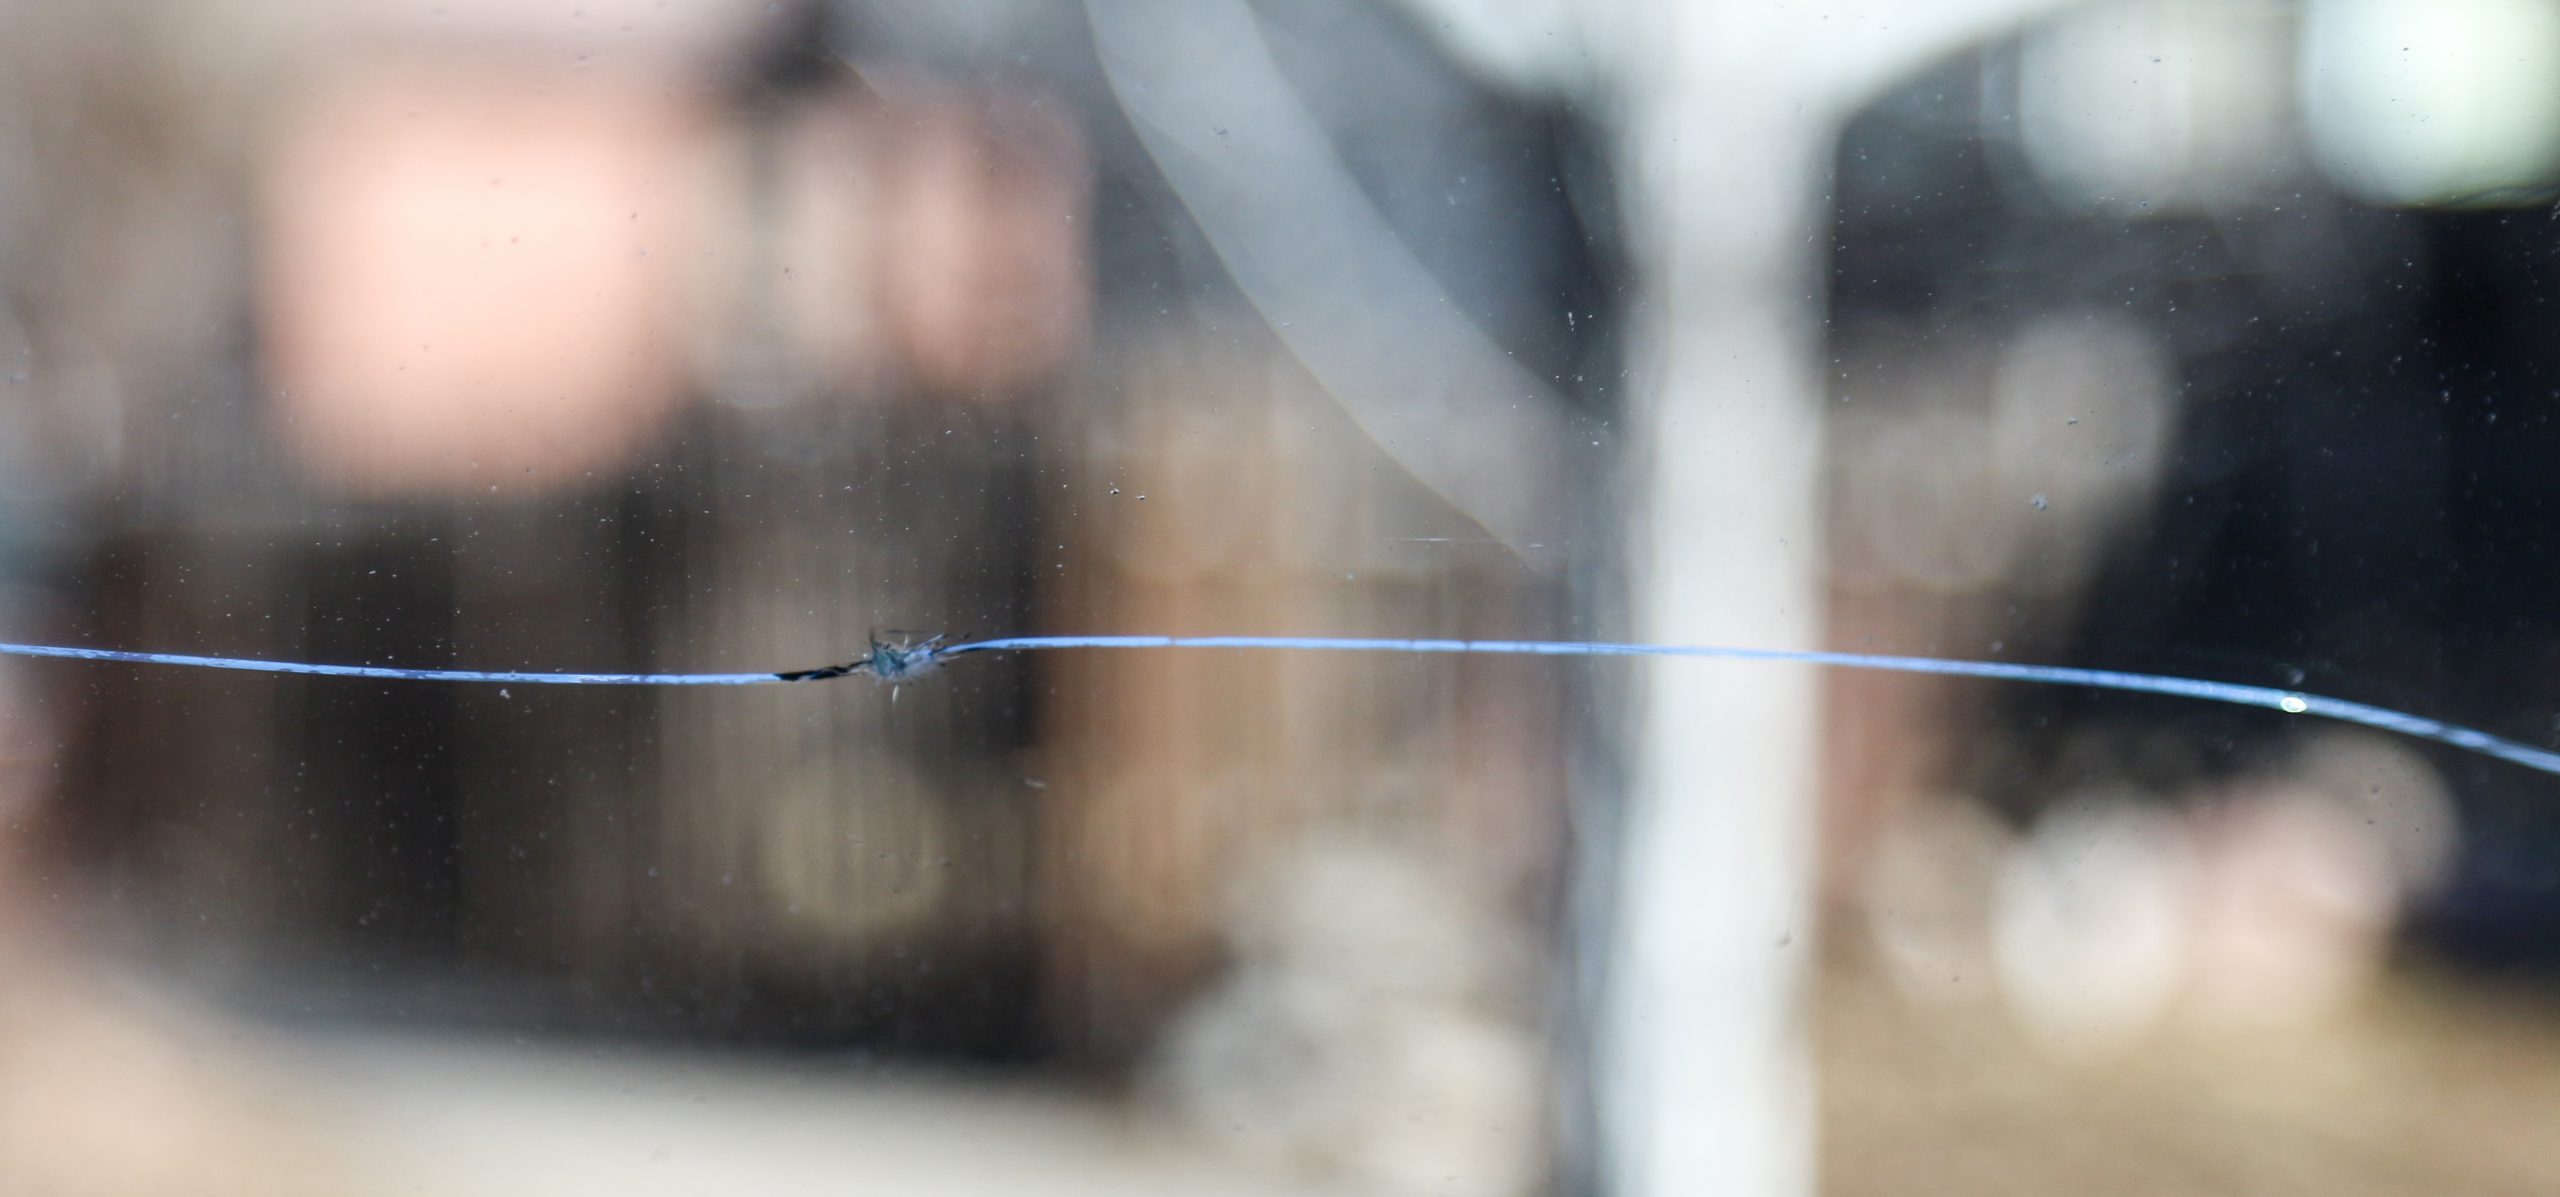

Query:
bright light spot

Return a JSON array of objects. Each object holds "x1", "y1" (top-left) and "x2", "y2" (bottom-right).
[
  {"x1": 2302, "y1": 0, "x2": 2560, "y2": 205},
  {"x1": 2017, "y1": 0, "x2": 2296, "y2": 212}
]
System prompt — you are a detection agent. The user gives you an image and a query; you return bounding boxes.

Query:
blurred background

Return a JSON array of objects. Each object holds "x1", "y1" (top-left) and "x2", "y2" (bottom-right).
[{"x1": 1, "y1": 0, "x2": 2558, "y2": 1193}]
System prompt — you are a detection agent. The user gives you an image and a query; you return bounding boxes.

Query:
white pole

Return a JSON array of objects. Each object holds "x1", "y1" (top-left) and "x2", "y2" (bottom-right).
[{"x1": 1594, "y1": 4, "x2": 2082, "y2": 1194}]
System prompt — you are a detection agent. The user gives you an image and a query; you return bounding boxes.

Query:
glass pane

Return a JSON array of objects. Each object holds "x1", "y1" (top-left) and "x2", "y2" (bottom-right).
[{"x1": 0, "y1": 1, "x2": 2553, "y2": 1194}]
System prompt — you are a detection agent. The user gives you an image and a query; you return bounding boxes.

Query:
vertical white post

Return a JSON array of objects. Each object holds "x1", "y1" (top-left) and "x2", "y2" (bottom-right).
[
  {"x1": 1595, "y1": 4, "x2": 2079, "y2": 1195},
  {"x1": 1609, "y1": 77, "x2": 1828, "y2": 1197}
]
